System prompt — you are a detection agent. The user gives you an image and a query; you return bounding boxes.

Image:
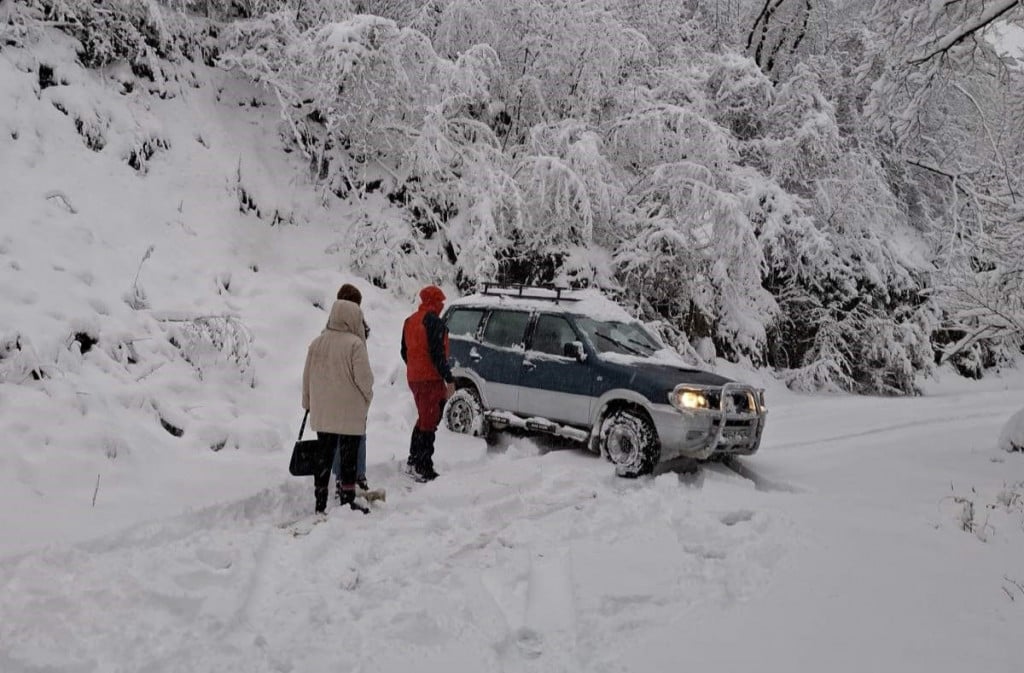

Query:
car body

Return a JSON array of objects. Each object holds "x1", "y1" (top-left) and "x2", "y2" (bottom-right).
[{"x1": 441, "y1": 286, "x2": 767, "y2": 477}]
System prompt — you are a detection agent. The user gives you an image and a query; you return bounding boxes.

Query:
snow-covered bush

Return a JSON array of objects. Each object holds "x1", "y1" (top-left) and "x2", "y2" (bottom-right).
[
  {"x1": 999, "y1": 408, "x2": 1024, "y2": 454},
  {"x1": 158, "y1": 314, "x2": 255, "y2": 387}
]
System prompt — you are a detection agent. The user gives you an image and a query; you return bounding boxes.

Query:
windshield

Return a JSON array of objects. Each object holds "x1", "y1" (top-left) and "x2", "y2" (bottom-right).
[{"x1": 574, "y1": 318, "x2": 661, "y2": 357}]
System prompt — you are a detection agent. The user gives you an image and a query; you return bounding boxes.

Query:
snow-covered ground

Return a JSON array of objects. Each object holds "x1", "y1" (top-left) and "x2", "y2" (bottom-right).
[
  {"x1": 2, "y1": 373, "x2": 1023, "y2": 673},
  {"x1": 2, "y1": 31, "x2": 1023, "y2": 673}
]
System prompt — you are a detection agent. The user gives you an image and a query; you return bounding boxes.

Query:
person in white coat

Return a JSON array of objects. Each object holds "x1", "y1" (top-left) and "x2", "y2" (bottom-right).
[{"x1": 302, "y1": 299, "x2": 374, "y2": 513}]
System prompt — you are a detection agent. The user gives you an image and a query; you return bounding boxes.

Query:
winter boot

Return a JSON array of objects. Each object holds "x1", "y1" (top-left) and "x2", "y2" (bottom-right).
[
  {"x1": 339, "y1": 487, "x2": 370, "y2": 514},
  {"x1": 407, "y1": 428, "x2": 424, "y2": 469},
  {"x1": 356, "y1": 476, "x2": 370, "y2": 492},
  {"x1": 314, "y1": 486, "x2": 329, "y2": 515},
  {"x1": 420, "y1": 431, "x2": 439, "y2": 480}
]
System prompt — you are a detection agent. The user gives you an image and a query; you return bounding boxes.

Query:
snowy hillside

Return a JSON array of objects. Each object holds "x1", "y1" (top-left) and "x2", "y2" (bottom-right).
[
  {"x1": 3, "y1": 5, "x2": 1024, "y2": 673},
  {"x1": 0, "y1": 28, "x2": 411, "y2": 547}
]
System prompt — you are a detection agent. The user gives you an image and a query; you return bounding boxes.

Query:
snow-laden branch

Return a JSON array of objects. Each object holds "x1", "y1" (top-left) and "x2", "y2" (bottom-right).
[{"x1": 907, "y1": 0, "x2": 1022, "y2": 65}]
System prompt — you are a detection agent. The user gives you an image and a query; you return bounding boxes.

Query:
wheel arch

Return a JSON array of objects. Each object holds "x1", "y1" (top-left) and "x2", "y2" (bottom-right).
[
  {"x1": 588, "y1": 390, "x2": 659, "y2": 453},
  {"x1": 450, "y1": 368, "x2": 489, "y2": 407}
]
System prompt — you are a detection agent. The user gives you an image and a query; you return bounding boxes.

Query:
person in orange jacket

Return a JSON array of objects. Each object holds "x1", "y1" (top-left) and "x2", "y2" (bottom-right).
[{"x1": 400, "y1": 285, "x2": 455, "y2": 481}]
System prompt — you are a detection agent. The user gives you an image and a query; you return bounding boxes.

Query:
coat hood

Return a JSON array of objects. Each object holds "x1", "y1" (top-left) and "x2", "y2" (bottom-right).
[
  {"x1": 418, "y1": 285, "x2": 446, "y2": 314},
  {"x1": 326, "y1": 300, "x2": 364, "y2": 337}
]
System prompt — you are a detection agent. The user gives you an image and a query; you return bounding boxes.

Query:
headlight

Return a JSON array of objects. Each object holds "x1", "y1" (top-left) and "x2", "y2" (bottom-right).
[
  {"x1": 758, "y1": 390, "x2": 767, "y2": 412},
  {"x1": 669, "y1": 387, "x2": 709, "y2": 411}
]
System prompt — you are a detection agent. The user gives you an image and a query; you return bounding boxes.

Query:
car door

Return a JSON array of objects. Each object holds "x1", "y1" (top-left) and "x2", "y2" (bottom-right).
[
  {"x1": 473, "y1": 309, "x2": 533, "y2": 413},
  {"x1": 444, "y1": 306, "x2": 486, "y2": 372},
  {"x1": 517, "y1": 313, "x2": 593, "y2": 426}
]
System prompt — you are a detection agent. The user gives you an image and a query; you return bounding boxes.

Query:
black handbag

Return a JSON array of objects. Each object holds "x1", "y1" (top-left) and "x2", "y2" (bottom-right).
[{"x1": 288, "y1": 411, "x2": 331, "y2": 476}]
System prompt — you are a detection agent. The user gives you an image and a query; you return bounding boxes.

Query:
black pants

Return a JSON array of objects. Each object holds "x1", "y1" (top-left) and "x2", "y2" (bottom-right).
[{"x1": 314, "y1": 432, "x2": 360, "y2": 511}]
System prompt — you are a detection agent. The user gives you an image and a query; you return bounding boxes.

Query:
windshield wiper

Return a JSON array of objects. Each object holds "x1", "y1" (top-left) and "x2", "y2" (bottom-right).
[
  {"x1": 625, "y1": 336, "x2": 657, "y2": 353},
  {"x1": 595, "y1": 332, "x2": 644, "y2": 356}
]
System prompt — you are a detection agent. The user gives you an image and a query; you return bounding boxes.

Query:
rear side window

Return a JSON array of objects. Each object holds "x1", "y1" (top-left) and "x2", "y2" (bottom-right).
[
  {"x1": 482, "y1": 310, "x2": 531, "y2": 349},
  {"x1": 531, "y1": 314, "x2": 577, "y2": 356},
  {"x1": 446, "y1": 308, "x2": 484, "y2": 338}
]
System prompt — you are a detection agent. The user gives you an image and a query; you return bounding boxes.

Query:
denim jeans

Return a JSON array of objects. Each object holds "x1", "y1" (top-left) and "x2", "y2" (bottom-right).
[{"x1": 333, "y1": 434, "x2": 366, "y2": 480}]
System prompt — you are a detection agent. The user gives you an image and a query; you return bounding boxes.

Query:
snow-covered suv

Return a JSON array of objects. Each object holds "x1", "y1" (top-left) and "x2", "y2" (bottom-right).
[{"x1": 441, "y1": 286, "x2": 767, "y2": 477}]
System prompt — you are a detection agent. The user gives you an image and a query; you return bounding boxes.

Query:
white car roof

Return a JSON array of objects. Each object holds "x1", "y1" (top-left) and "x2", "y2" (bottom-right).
[{"x1": 448, "y1": 288, "x2": 636, "y2": 322}]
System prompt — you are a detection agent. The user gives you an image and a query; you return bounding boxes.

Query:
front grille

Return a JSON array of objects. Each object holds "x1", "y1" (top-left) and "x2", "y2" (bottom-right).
[
  {"x1": 706, "y1": 391, "x2": 756, "y2": 414},
  {"x1": 710, "y1": 417, "x2": 761, "y2": 450}
]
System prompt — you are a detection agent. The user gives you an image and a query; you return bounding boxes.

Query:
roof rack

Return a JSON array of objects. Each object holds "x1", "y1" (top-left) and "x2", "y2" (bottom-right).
[{"x1": 480, "y1": 282, "x2": 580, "y2": 304}]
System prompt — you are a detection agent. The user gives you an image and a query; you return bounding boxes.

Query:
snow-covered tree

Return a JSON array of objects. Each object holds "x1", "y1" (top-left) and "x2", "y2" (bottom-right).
[{"x1": 23, "y1": 0, "x2": 1009, "y2": 390}]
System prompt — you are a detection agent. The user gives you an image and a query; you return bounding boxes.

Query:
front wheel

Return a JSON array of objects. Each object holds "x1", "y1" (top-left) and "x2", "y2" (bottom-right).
[
  {"x1": 445, "y1": 386, "x2": 491, "y2": 438},
  {"x1": 600, "y1": 409, "x2": 660, "y2": 478}
]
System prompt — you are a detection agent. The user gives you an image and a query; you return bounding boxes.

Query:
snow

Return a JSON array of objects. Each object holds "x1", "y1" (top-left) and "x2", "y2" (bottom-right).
[
  {"x1": 2, "y1": 26, "x2": 1024, "y2": 673},
  {"x1": 992, "y1": 21, "x2": 1024, "y2": 59},
  {"x1": 999, "y1": 407, "x2": 1024, "y2": 452},
  {"x1": 598, "y1": 348, "x2": 691, "y2": 368},
  {"x1": 449, "y1": 288, "x2": 636, "y2": 322}
]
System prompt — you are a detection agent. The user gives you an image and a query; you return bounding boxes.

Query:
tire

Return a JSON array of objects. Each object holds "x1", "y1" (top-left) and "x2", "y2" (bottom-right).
[
  {"x1": 444, "y1": 386, "x2": 491, "y2": 438},
  {"x1": 599, "y1": 408, "x2": 660, "y2": 478}
]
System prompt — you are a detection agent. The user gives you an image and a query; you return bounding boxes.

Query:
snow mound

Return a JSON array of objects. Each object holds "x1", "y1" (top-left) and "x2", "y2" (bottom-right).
[{"x1": 999, "y1": 407, "x2": 1024, "y2": 453}]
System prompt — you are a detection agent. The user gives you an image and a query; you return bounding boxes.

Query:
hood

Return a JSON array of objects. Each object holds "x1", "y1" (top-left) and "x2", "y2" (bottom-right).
[
  {"x1": 630, "y1": 361, "x2": 733, "y2": 390},
  {"x1": 326, "y1": 300, "x2": 364, "y2": 337},
  {"x1": 419, "y1": 285, "x2": 446, "y2": 314}
]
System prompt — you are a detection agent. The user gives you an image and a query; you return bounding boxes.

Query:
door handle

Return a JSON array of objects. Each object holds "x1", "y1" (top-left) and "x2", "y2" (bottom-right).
[{"x1": 469, "y1": 347, "x2": 482, "y2": 362}]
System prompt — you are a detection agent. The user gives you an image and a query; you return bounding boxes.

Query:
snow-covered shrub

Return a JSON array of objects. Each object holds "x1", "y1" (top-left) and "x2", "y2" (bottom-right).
[
  {"x1": 999, "y1": 409, "x2": 1024, "y2": 454},
  {"x1": 21, "y1": 0, "x2": 172, "y2": 67},
  {"x1": 44, "y1": 85, "x2": 110, "y2": 151},
  {"x1": 704, "y1": 52, "x2": 773, "y2": 142},
  {"x1": 0, "y1": 333, "x2": 29, "y2": 383},
  {"x1": 349, "y1": 208, "x2": 444, "y2": 296},
  {"x1": 124, "y1": 131, "x2": 171, "y2": 173},
  {"x1": 158, "y1": 314, "x2": 255, "y2": 386}
]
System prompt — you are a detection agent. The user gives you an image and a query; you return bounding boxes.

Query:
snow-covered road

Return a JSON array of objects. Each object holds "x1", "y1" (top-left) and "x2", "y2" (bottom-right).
[{"x1": 2, "y1": 375, "x2": 1022, "y2": 673}]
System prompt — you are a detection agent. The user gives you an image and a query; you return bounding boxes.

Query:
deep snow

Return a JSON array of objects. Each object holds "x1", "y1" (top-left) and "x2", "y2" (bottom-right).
[{"x1": 2, "y1": 29, "x2": 1024, "y2": 673}]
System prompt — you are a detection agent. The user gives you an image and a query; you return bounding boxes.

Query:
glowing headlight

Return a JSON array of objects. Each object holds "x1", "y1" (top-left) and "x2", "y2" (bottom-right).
[{"x1": 670, "y1": 388, "x2": 709, "y2": 410}]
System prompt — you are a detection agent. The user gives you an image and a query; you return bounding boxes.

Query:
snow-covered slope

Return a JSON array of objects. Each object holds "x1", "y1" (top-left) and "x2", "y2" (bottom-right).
[
  {"x1": 0, "y1": 31, "x2": 407, "y2": 548},
  {"x1": 2, "y1": 27, "x2": 1024, "y2": 673}
]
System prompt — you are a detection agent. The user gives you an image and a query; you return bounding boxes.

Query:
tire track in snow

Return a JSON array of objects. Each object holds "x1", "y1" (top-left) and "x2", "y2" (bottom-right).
[
  {"x1": 767, "y1": 409, "x2": 1008, "y2": 451},
  {"x1": 0, "y1": 442, "x2": 792, "y2": 673}
]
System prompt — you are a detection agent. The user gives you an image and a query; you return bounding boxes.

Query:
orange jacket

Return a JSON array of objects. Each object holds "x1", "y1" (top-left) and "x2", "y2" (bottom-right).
[{"x1": 401, "y1": 304, "x2": 452, "y2": 383}]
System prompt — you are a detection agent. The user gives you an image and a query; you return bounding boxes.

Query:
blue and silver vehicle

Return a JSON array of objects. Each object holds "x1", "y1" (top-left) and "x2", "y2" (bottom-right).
[{"x1": 441, "y1": 285, "x2": 767, "y2": 477}]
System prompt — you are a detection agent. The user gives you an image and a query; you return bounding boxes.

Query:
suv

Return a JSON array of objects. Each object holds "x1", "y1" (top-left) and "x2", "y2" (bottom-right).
[{"x1": 441, "y1": 285, "x2": 767, "y2": 477}]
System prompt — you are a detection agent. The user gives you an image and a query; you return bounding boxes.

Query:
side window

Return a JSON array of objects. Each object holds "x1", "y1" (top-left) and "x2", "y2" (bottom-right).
[
  {"x1": 531, "y1": 315, "x2": 577, "y2": 357},
  {"x1": 481, "y1": 310, "x2": 531, "y2": 349},
  {"x1": 446, "y1": 308, "x2": 484, "y2": 338}
]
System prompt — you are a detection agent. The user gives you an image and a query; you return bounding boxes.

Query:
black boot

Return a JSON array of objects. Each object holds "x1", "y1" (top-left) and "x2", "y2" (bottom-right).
[
  {"x1": 420, "y1": 431, "x2": 439, "y2": 480},
  {"x1": 339, "y1": 488, "x2": 370, "y2": 514},
  {"x1": 407, "y1": 428, "x2": 423, "y2": 468},
  {"x1": 314, "y1": 486, "x2": 328, "y2": 514}
]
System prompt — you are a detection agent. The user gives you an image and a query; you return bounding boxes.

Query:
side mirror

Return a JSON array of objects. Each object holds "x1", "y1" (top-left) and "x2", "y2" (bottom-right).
[{"x1": 563, "y1": 341, "x2": 587, "y2": 362}]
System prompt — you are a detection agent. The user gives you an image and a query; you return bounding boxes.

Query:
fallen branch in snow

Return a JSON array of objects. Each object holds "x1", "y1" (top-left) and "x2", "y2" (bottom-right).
[
  {"x1": 92, "y1": 473, "x2": 100, "y2": 507},
  {"x1": 124, "y1": 246, "x2": 154, "y2": 310},
  {"x1": 1004, "y1": 575, "x2": 1024, "y2": 598},
  {"x1": 44, "y1": 190, "x2": 78, "y2": 214}
]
